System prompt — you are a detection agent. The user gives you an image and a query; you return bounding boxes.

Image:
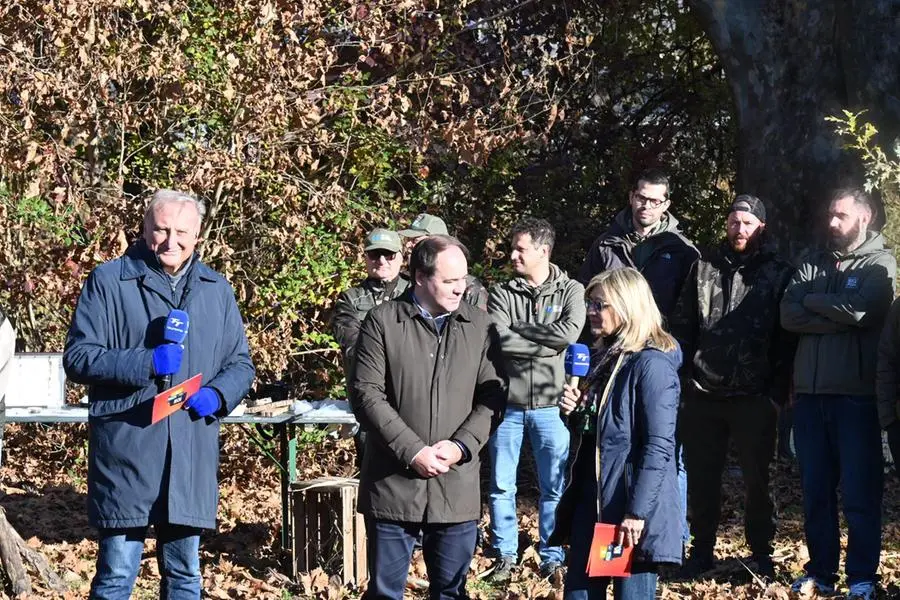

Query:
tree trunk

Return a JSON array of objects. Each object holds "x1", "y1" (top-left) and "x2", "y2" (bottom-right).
[
  {"x1": 0, "y1": 505, "x2": 67, "y2": 595},
  {"x1": 687, "y1": 0, "x2": 900, "y2": 249},
  {"x1": 0, "y1": 507, "x2": 29, "y2": 595}
]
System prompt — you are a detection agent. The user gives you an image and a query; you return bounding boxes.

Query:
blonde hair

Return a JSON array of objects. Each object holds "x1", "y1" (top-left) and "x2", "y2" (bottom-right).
[{"x1": 585, "y1": 267, "x2": 677, "y2": 353}]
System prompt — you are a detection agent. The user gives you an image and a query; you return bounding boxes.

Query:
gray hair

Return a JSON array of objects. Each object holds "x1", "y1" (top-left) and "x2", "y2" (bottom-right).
[{"x1": 144, "y1": 189, "x2": 207, "y2": 224}]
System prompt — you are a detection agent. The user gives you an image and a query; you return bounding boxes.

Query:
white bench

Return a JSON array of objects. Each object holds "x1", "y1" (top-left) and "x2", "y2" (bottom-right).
[
  {"x1": 1, "y1": 352, "x2": 357, "y2": 557},
  {"x1": 5, "y1": 353, "x2": 76, "y2": 420}
]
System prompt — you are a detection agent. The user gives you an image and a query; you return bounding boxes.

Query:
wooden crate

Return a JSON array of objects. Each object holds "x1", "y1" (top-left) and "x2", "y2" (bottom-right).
[{"x1": 291, "y1": 478, "x2": 367, "y2": 585}]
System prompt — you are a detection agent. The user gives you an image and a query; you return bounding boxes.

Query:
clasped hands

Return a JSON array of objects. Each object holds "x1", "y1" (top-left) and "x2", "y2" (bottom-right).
[{"x1": 410, "y1": 440, "x2": 463, "y2": 478}]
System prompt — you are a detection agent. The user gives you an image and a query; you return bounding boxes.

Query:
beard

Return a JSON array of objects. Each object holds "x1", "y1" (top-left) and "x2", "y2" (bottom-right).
[
  {"x1": 728, "y1": 234, "x2": 752, "y2": 252},
  {"x1": 829, "y1": 219, "x2": 863, "y2": 252}
]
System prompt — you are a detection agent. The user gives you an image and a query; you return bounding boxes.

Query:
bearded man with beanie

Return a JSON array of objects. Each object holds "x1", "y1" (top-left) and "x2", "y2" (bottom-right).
[{"x1": 670, "y1": 195, "x2": 794, "y2": 580}]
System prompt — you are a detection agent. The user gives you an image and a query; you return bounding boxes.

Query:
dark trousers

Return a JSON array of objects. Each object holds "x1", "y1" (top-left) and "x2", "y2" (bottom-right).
[
  {"x1": 681, "y1": 391, "x2": 776, "y2": 559},
  {"x1": 363, "y1": 518, "x2": 476, "y2": 600},
  {"x1": 793, "y1": 394, "x2": 883, "y2": 588}
]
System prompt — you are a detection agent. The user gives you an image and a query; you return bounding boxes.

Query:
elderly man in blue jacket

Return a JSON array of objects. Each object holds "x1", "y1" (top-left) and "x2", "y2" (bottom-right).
[{"x1": 64, "y1": 189, "x2": 255, "y2": 599}]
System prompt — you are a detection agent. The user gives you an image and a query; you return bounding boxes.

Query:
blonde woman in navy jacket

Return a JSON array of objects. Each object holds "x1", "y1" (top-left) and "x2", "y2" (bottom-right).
[{"x1": 553, "y1": 267, "x2": 682, "y2": 600}]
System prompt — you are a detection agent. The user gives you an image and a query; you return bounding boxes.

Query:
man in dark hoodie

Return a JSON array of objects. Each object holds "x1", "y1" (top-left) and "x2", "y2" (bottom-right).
[
  {"x1": 781, "y1": 188, "x2": 896, "y2": 600},
  {"x1": 578, "y1": 168, "x2": 698, "y2": 549},
  {"x1": 486, "y1": 218, "x2": 585, "y2": 581},
  {"x1": 577, "y1": 168, "x2": 699, "y2": 317},
  {"x1": 670, "y1": 196, "x2": 794, "y2": 580}
]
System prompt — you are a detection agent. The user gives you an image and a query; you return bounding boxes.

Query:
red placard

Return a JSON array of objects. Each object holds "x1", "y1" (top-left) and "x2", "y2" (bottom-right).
[
  {"x1": 585, "y1": 523, "x2": 634, "y2": 578},
  {"x1": 151, "y1": 373, "x2": 202, "y2": 424}
]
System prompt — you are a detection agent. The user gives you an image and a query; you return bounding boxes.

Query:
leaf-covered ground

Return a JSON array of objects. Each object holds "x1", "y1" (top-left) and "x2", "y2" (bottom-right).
[{"x1": 2, "y1": 423, "x2": 900, "y2": 599}]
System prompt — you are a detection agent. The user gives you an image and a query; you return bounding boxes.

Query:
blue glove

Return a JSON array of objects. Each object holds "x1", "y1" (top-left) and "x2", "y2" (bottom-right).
[
  {"x1": 152, "y1": 344, "x2": 183, "y2": 376},
  {"x1": 185, "y1": 387, "x2": 222, "y2": 418}
]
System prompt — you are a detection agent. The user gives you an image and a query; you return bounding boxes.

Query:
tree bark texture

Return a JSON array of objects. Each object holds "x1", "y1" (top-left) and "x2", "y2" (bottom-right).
[
  {"x1": 0, "y1": 507, "x2": 30, "y2": 595},
  {"x1": 687, "y1": 0, "x2": 900, "y2": 248},
  {"x1": 0, "y1": 505, "x2": 66, "y2": 595}
]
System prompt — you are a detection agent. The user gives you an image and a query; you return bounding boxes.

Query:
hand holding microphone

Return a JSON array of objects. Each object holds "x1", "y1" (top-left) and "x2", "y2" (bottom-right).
[
  {"x1": 560, "y1": 343, "x2": 590, "y2": 416},
  {"x1": 152, "y1": 344, "x2": 183, "y2": 380},
  {"x1": 154, "y1": 309, "x2": 189, "y2": 389}
]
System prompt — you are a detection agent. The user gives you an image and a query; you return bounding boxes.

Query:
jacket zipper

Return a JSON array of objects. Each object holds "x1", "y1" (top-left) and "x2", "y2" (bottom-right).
[
  {"x1": 428, "y1": 320, "x2": 446, "y2": 443},
  {"x1": 530, "y1": 289, "x2": 537, "y2": 410}
]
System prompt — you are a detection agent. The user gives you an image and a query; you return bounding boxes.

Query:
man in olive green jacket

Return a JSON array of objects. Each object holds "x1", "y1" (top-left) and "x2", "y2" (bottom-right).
[
  {"x1": 351, "y1": 235, "x2": 507, "y2": 599},
  {"x1": 486, "y1": 217, "x2": 585, "y2": 581},
  {"x1": 780, "y1": 188, "x2": 896, "y2": 599},
  {"x1": 332, "y1": 228, "x2": 410, "y2": 464},
  {"x1": 331, "y1": 228, "x2": 409, "y2": 376}
]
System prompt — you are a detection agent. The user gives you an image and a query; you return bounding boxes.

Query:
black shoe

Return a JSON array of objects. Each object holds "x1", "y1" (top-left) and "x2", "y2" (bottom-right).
[
  {"x1": 752, "y1": 554, "x2": 775, "y2": 580},
  {"x1": 677, "y1": 554, "x2": 714, "y2": 580},
  {"x1": 539, "y1": 560, "x2": 564, "y2": 580},
  {"x1": 489, "y1": 555, "x2": 516, "y2": 582}
]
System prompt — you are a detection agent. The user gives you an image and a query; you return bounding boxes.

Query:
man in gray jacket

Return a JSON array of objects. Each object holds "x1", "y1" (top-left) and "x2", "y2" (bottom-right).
[
  {"x1": 486, "y1": 218, "x2": 585, "y2": 581},
  {"x1": 780, "y1": 187, "x2": 896, "y2": 600}
]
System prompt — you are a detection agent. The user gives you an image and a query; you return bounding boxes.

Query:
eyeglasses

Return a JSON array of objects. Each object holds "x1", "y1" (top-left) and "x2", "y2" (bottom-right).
[
  {"x1": 585, "y1": 299, "x2": 610, "y2": 312},
  {"x1": 632, "y1": 193, "x2": 668, "y2": 208},
  {"x1": 366, "y1": 250, "x2": 398, "y2": 261}
]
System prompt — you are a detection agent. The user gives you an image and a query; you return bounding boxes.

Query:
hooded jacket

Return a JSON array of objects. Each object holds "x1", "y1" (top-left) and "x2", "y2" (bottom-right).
[
  {"x1": 876, "y1": 298, "x2": 900, "y2": 428},
  {"x1": 487, "y1": 264, "x2": 586, "y2": 409},
  {"x1": 780, "y1": 231, "x2": 896, "y2": 397},
  {"x1": 577, "y1": 209, "x2": 698, "y2": 318},
  {"x1": 670, "y1": 236, "x2": 795, "y2": 397}
]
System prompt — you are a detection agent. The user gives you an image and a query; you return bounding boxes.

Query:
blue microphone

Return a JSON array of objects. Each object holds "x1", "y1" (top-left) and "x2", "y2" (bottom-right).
[
  {"x1": 564, "y1": 343, "x2": 590, "y2": 388},
  {"x1": 161, "y1": 309, "x2": 189, "y2": 388}
]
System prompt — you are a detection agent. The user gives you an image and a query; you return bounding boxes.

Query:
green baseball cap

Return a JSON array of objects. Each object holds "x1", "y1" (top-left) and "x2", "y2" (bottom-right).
[
  {"x1": 398, "y1": 213, "x2": 449, "y2": 238},
  {"x1": 364, "y1": 228, "x2": 402, "y2": 252}
]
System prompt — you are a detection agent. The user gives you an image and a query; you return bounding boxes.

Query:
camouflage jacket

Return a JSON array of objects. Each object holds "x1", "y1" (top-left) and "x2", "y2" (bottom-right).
[
  {"x1": 331, "y1": 274, "x2": 411, "y2": 374},
  {"x1": 464, "y1": 274, "x2": 489, "y2": 311},
  {"x1": 670, "y1": 238, "x2": 795, "y2": 398}
]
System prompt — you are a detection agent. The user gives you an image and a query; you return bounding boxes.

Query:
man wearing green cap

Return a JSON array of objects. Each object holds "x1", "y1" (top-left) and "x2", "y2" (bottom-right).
[
  {"x1": 400, "y1": 213, "x2": 489, "y2": 310},
  {"x1": 332, "y1": 228, "x2": 410, "y2": 463}
]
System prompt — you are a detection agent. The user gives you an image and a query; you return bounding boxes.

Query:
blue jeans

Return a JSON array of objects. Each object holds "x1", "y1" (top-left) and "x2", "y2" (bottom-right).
[
  {"x1": 488, "y1": 406, "x2": 568, "y2": 566},
  {"x1": 90, "y1": 523, "x2": 202, "y2": 599},
  {"x1": 564, "y1": 464, "x2": 658, "y2": 600},
  {"x1": 793, "y1": 394, "x2": 883, "y2": 588},
  {"x1": 364, "y1": 518, "x2": 476, "y2": 599}
]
